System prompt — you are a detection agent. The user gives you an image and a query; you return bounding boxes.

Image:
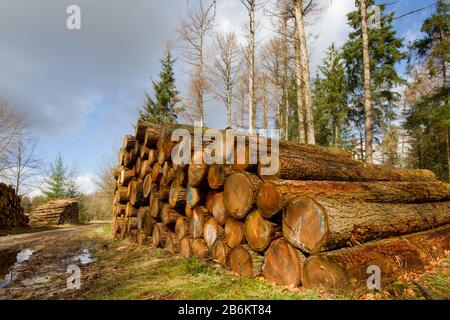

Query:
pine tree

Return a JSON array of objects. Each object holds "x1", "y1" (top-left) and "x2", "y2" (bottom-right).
[
  {"x1": 42, "y1": 153, "x2": 67, "y2": 200},
  {"x1": 403, "y1": 2, "x2": 449, "y2": 181},
  {"x1": 343, "y1": 1, "x2": 405, "y2": 161},
  {"x1": 313, "y1": 44, "x2": 350, "y2": 148},
  {"x1": 139, "y1": 48, "x2": 180, "y2": 124}
]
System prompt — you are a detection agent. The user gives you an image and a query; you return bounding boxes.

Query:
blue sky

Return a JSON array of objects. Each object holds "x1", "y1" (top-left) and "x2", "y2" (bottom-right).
[{"x1": 0, "y1": 0, "x2": 437, "y2": 194}]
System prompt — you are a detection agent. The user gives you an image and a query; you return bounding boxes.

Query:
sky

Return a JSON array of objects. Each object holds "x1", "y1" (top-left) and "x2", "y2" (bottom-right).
[{"x1": 0, "y1": 0, "x2": 437, "y2": 195}]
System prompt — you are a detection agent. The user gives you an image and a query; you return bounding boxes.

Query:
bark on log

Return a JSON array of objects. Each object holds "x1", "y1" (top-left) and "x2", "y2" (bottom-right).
[
  {"x1": 282, "y1": 196, "x2": 450, "y2": 254},
  {"x1": 159, "y1": 183, "x2": 170, "y2": 201},
  {"x1": 211, "y1": 192, "x2": 228, "y2": 225},
  {"x1": 125, "y1": 202, "x2": 138, "y2": 218},
  {"x1": 302, "y1": 224, "x2": 450, "y2": 291},
  {"x1": 224, "y1": 218, "x2": 245, "y2": 248},
  {"x1": 224, "y1": 171, "x2": 262, "y2": 219},
  {"x1": 136, "y1": 121, "x2": 160, "y2": 145},
  {"x1": 119, "y1": 167, "x2": 135, "y2": 187},
  {"x1": 258, "y1": 146, "x2": 437, "y2": 182},
  {"x1": 257, "y1": 180, "x2": 450, "y2": 218},
  {"x1": 114, "y1": 186, "x2": 128, "y2": 205},
  {"x1": 122, "y1": 135, "x2": 136, "y2": 151},
  {"x1": 262, "y1": 238, "x2": 306, "y2": 286},
  {"x1": 243, "y1": 209, "x2": 281, "y2": 252}
]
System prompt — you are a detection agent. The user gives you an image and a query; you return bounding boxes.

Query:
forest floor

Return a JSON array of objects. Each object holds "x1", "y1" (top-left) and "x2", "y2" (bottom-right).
[{"x1": 0, "y1": 223, "x2": 448, "y2": 300}]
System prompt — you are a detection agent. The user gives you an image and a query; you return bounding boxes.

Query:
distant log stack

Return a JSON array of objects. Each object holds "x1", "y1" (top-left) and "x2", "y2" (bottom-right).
[
  {"x1": 0, "y1": 183, "x2": 29, "y2": 229},
  {"x1": 30, "y1": 199, "x2": 78, "y2": 227},
  {"x1": 112, "y1": 121, "x2": 450, "y2": 292}
]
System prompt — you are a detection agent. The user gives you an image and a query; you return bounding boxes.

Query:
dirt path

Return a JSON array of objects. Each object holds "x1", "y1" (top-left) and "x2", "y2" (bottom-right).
[
  {"x1": 0, "y1": 223, "x2": 110, "y2": 300},
  {"x1": 0, "y1": 223, "x2": 105, "y2": 251}
]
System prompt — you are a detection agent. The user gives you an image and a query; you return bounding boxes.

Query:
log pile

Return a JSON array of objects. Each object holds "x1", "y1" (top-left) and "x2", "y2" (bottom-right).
[
  {"x1": 112, "y1": 121, "x2": 450, "y2": 292},
  {"x1": 30, "y1": 199, "x2": 78, "y2": 227},
  {"x1": 0, "y1": 183, "x2": 29, "y2": 229}
]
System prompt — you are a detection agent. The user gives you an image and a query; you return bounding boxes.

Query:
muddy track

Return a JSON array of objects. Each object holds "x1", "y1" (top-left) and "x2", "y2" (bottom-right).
[
  {"x1": 0, "y1": 223, "x2": 109, "y2": 300},
  {"x1": 0, "y1": 223, "x2": 106, "y2": 251}
]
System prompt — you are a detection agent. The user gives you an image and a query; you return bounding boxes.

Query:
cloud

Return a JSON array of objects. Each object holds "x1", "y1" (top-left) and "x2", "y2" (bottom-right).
[{"x1": 76, "y1": 174, "x2": 98, "y2": 195}]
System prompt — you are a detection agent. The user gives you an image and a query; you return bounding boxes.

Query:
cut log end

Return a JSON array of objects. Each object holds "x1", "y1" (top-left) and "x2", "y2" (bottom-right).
[
  {"x1": 256, "y1": 182, "x2": 284, "y2": 218},
  {"x1": 262, "y1": 238, "x2": 306, "y2": 286},
  {"x1": 283, "y1": 197, "x2": 328, "y2": 253},
  {"x1": 224, "y1": 171, "x2": 261, "y2": 219}
]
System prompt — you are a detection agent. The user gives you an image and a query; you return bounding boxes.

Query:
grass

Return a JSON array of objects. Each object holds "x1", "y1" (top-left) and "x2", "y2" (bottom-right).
[
  {"x1": 84, "y1": 242, "x2": 319, "y2": 300},
  {"x1": 24, "y1": 223, "x2": 445, "y2": 301}
]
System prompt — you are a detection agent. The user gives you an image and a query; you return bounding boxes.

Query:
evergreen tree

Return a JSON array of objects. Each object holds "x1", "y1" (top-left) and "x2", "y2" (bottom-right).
[
  {"x1": 403, "y1": 2, "x2": 449, "y2": 181},
  {"x1": 343, "y1": 1, "x2": 405, "y2": 160},
  {"x1": 139, "y1": 48, "x2": 180, "y2": 124},
  {"x1": 313, "y1": 44, "x2": 350, "y2": 148},
  {"x1": 409, "y1": 0, "x2": 449, "y2": 86},
  {"x1": 42, "y1": 153, "x2": 67, "y2": 200}
]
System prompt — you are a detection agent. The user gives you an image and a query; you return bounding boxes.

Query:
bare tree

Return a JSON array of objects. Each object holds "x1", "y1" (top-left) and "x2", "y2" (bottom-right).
[
  {"x1": 240, "y1": 0, "x2": 259, "y2": 131},
  {"x1": 0, "y1": 99, "x2": 25, "y2": 173},
  {"x1": 6, "y1": 133, "x2": 41, "y2": 196},
  {"x1": 360, "y1": 0, "x2": 374, "y2": 163},
  {"x1": 178, "y1": 0, "x2": 216, "y2": 127},
  {"x1": 294, "y1": 0, "x2": 316, "y2": 144},
  {"x1": 209, "y1": 31, "x2": 241, "y2": 128}
]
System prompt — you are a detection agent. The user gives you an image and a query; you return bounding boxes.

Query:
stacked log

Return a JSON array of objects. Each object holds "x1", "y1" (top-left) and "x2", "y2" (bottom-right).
[
  {"x1": 112, "y1": 121, "x2": 450, "y2": 292},
  {"x1": 30, "y1": 199, "x2": 78, "y2": 227},
  {"x1": 0, "y1": 183, "x2": 29, "y2": 229}
]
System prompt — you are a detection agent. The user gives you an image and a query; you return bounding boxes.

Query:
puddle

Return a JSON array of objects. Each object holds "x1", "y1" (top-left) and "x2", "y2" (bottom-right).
[
  {"x1": 0, "y1": 248, "x2": 35, "y2": 288},
  {"x1": 71, "y1": 249, "x2": 96, "y2": 265}
]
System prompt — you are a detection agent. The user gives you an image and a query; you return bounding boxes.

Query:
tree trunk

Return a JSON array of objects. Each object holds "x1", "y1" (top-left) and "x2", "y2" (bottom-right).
[
  {"x1": 283, "y1": 196, "x2": 450, "y2": 253},
  {"x1": 243, "y1": 209, "x2": 281, "y2": 252},
  {"x1": 262, "y1": 238, "x2": 306, "y2": 286},
  {"x1": 257, "y1": 180, "x2": 450, "y2": 218},
  {"x1": 149, "y1": 193, "x2": 160, "y2": 218},
  {"x1": 360, "y1": 0, "x2": 373, "y2": 163},
  {"x1": 294, "y1": 0, "x2": 315, "y2": 145},
  {"x1": 294, "y1": 31, "x2": 306, "y2": 143},
  {"x1": 248, "y1": 0, "x2": 256, "y2": 131},
  {"x1": 258, "y1": 145, "x2": 437, "y2": 182},
  {"x1": 224, "y1": 171, "x2": 263, "y2": 219},
  {"x1": 303, "y1": 224, "x2": 450, "y2": 291}
]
